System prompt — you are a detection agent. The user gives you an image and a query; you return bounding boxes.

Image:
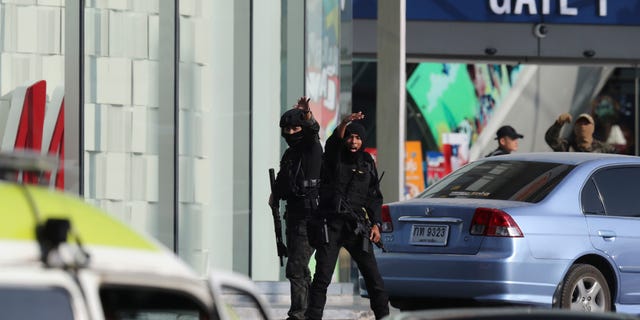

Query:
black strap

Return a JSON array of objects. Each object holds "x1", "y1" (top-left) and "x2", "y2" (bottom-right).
[{"x1": 302, "y1": 179, "x2": 320, "y2": 188}]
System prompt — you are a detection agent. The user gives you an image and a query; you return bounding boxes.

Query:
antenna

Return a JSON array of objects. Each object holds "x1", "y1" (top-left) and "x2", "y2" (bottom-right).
[{"x1": 0, "y1": 150, "x2": 58, "y2": 185}]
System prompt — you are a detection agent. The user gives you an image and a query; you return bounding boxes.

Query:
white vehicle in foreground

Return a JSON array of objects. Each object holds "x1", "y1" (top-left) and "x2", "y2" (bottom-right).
[{"x1": 0, "y1": 152, "x2": 272, "y2": 320}]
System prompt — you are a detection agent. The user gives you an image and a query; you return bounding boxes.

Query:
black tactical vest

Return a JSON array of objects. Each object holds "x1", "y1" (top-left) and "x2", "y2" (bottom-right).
[
  {"x1": 277, "y1": 149, "x2": 306, "y2": 200},
  {"x1": 333, "y1": 152, "x2": 375, "y2": 211}
]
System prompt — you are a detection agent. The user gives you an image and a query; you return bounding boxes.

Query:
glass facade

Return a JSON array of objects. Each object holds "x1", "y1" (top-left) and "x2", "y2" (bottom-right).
[
  {"x1": 0, "y1": 0, "x2": 65, "y2": 184},
  {"x1": 305, "y1": 0, "x2": 344, "y2": 140},
  {"x1": 0, "y1": 0, "x2": 347, "y2": 283},
  {"x1": 177, "y1": 1, "x2": 216, "y2": 276},
  {"x1": 78, "y1": 0, "x2": 285, "y2": 279},
  {"x1": 2, "y1": 0, "x2": 638, "y2": 286},
  {"x1": 83, "y1": 0, "x2": 166, "y2": 243},
  {"x1": 353, "y1": 62, "x2": 640, "y2": 201}
]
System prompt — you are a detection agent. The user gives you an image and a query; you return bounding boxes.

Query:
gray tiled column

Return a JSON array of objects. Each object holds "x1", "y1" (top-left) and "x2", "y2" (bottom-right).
[
  {"x1": 158, "y1": 0, "x2": 178, "y2": 250},
  {"x1": 376, "y1": 0, "x2": 406, "y2": 202},
  {"x1": 65, "y1": 0, "x2": 83, "y2": 194}
]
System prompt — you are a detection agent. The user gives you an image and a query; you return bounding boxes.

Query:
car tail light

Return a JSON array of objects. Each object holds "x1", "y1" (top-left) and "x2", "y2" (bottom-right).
[
  {"x1": 380, "y1": 205, "x2": 393, "y2": 233},
  {"x1": 470, "y1": 208, "x2": 523, "y2": 237}
]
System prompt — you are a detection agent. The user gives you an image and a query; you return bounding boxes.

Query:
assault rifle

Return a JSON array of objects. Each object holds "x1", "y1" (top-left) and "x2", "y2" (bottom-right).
[
  {"x1": 338, "y1": 198, "x2": 387, "y2": 253},
  {"x1": 269, "y1": 168, "x2": 288, "y2": 267}
]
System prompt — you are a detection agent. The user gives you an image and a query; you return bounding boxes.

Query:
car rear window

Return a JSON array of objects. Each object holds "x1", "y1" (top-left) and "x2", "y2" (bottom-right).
[
  {"x1": 100, "y1": 285, "x2": 212, "y2": 320},
  {"x1": 0, "y1": 286, "x2": 74, "y2": 320},
  {"x1": 419, "y1": 160, "x2": 575, "y2": 203}
]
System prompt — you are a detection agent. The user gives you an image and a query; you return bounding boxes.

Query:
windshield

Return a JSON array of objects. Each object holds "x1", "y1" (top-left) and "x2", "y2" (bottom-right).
[
  {"x1": 419, "y1": 160, "x2": 574, "y2": 203},
  {"x1": 0, "y1": 287, "x2": 74, "y2": 320},
  {"x1": 100, "y1": 286, "x2": 213, "y2": 320}
]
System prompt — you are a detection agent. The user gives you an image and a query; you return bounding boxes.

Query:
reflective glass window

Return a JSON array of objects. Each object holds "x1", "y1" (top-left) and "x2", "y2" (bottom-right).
[
  {"x1": 100, "y1": 286, "x2": 212, "y2": 320},
  {"x1": 592, "y1": 167, "x2": 640, "y2": 217},
  {"x1": 218, "y1": 286, "x2": 269, "y2": 320},
  {"x1": 581, "y1": 178, "x2": 605, "y2": 215},
  {"x1": 419, "y1": 160, "x2": 574, "y2": 203},
  {"x1": 0, "y1": 287, "x2": 74, "y2": 320}
]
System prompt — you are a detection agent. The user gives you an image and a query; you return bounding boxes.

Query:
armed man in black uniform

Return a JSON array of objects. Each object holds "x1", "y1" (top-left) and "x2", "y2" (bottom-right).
[
  {"x1": 269, "y1": 97, "x2": 323, "y2": 320},
  {"x1": 306, "y1": 112, "x2": 389, "y2": 320}
]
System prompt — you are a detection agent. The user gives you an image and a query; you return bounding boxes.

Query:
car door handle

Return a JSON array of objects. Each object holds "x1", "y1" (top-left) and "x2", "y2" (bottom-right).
[{"x1": 597, "y1": 230, "x2": 616, "y2": 240}]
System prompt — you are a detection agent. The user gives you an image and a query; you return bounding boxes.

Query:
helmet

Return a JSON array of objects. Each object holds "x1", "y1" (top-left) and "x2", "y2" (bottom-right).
[{"x1": 279, "y1": 109, "x2": 306, "y2": 128}]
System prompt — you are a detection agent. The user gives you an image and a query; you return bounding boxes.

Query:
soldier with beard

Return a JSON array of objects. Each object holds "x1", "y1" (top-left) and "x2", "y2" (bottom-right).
[
  {"x1": 306, "y1": 112, "x2": 389, "y2": 320},
  {"x1": 270, "y1": 97, "x2": 323, "y2": 320},
  {"x1": 545, "y1": 112, "x2": 616, "y2": 153}
]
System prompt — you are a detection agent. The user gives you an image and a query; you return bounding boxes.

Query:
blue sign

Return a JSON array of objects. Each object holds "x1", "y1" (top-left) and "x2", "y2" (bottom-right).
[{"x1": 354, "y1": 0, "x2": 640, "y2": 26}]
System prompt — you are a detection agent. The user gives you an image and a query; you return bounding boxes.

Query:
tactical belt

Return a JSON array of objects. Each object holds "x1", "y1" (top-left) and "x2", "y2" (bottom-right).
[
  {"x1": 286, "y1": 197, "x2": 318, "y2": 211},
  {"x1": 302, "y1": 179, "x2": 320, "y2": 188}
]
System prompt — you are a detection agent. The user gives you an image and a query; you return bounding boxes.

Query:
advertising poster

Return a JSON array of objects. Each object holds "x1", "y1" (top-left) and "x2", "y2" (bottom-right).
[
  {"x1": 426, "y1": 151, "x2": 446, "y2": 187},
  {"x1": 364, "y1": 147, "x2": 377, "y2": 164},
  {"x1": 404, "y1": 141, "x2": 425, "y2": 199},
  {"x1": 306, "y1": 0, "x2": 342, "y2": 142},
  {"x1": 442, "y1": 132, "x2": 469, "y2": 174},
  {"x1": 406, "y1": 62, "x2": 521, "y2": 149}
]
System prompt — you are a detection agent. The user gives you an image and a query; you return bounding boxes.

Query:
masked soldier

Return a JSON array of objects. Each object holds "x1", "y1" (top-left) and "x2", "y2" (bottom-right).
[
  {"x1": 306, "y1": 112, "x2": 389, "y2": 320},
  {"x1": 269, "y1": 97, "x2": 322, "y2": 320},
  {"x1": 545, "y1": 112, "x2": 616, "y2": 153}
]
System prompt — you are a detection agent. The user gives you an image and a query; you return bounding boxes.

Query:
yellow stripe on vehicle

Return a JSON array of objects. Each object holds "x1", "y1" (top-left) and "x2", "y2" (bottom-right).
[{"x1": 0, "y1": 184, "x2": 158, "y2": 251}]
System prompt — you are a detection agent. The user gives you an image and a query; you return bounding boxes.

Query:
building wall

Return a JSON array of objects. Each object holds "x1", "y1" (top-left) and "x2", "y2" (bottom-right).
[
  {"x1": 0, "y1": 1, "x2": 64, "y2": 115},
  {"x1": 0, "y1": 0, "x2": 291, "y2": 281}
]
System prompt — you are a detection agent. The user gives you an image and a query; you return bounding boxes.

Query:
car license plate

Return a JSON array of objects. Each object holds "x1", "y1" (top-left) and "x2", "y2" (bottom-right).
[{"x1": 410, "y1": 224, "x2": 449, "y2": 246}]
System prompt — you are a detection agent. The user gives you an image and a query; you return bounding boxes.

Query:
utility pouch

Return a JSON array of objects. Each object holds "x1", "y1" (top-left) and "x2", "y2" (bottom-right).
[
  {"x1": 337, "y1": 198, "x2": 350, "y2": 214},
  {"x1": 362, "y1": 235, "x2": 370, "y2": 253}
]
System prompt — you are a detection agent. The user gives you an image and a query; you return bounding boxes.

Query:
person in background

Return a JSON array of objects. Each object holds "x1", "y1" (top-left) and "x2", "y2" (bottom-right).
[
  {"x1": 485, "y1": 125, "x2": 524, "y2": 157},
  {"x1": 269, "y1": 97, "x2": 322, "y2": 320},
  {"x1": 545, "y1": 112, "x2": 616, "y2": 153},
  {"x1": 306, "y1": 112, "x2": 389, "y2": 320}
]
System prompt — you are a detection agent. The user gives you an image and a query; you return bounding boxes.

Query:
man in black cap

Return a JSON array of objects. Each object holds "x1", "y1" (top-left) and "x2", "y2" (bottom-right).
[
  {"x1": 270, "y1": 96, "x2": 322, "y2": 320},
  {"x1": 306, "y1": 112, "x2": 389, "y2": 320},
  {"x1": 486, "y1": 125, "x2": 524, "y2": 157}
]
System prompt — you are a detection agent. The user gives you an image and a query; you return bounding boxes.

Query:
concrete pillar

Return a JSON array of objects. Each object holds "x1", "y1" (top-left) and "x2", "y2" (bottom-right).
[
  {"x1": 282, "y1": 0, "x2": 305, "y2": 111},
  {"x1": 232, "y1": 0, "x2": 252, "y2": 275},
  {"x1": 252, "y1": 0, "x2": 286, "y2": 280},
  {"x1": 64, "y1": 0, "x2": 82, "y2": 194},
  {"x1": 376, "y1": 0, "x2": 406, "y2": 203},
  {"x1": 157, "y1": 0, "x2": 178, "y2": 251}
]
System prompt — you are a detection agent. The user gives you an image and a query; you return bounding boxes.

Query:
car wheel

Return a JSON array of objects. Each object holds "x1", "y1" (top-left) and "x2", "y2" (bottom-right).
[{"x1": 558, "y1": 264, "x2": 611, "y2": 312}]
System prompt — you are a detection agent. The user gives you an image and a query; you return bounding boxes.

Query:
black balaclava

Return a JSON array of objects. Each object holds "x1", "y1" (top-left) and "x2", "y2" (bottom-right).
[
  {"x1": 343, "y1": 122, "x2": 366, "y2": 160},
  {"x1": 280, "y1": 108, "x2": 316, "y2": 147},
  {"x1": 344, "y1": 123, "x2": 366, "y2": 146}
]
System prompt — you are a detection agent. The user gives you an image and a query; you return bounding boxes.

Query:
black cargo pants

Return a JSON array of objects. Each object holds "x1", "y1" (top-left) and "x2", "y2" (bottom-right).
[
  {"x1": 285, "y1": 209, "x2": 315, "y2": 320},
  {"x1": 306, "y1": 217, "x2": 389, "y2": 320}
]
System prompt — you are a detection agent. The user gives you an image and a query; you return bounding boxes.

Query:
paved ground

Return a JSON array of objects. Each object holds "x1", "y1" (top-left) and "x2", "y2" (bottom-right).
[{"x1": 254, "y1": 281, "x2": 400, "y2": 320}]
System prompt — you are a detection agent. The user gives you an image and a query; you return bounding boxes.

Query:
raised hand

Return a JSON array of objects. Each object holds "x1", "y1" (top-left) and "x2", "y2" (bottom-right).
[
  {"x1": 557, "y1": 112, "x2": 572, "y2": 125},
  {"x1": 294, "y1": 96, "x2": 311, "y2": 112},
  {"x1": 342, "y1": 112, "x2": 365, "y2": 125}
]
